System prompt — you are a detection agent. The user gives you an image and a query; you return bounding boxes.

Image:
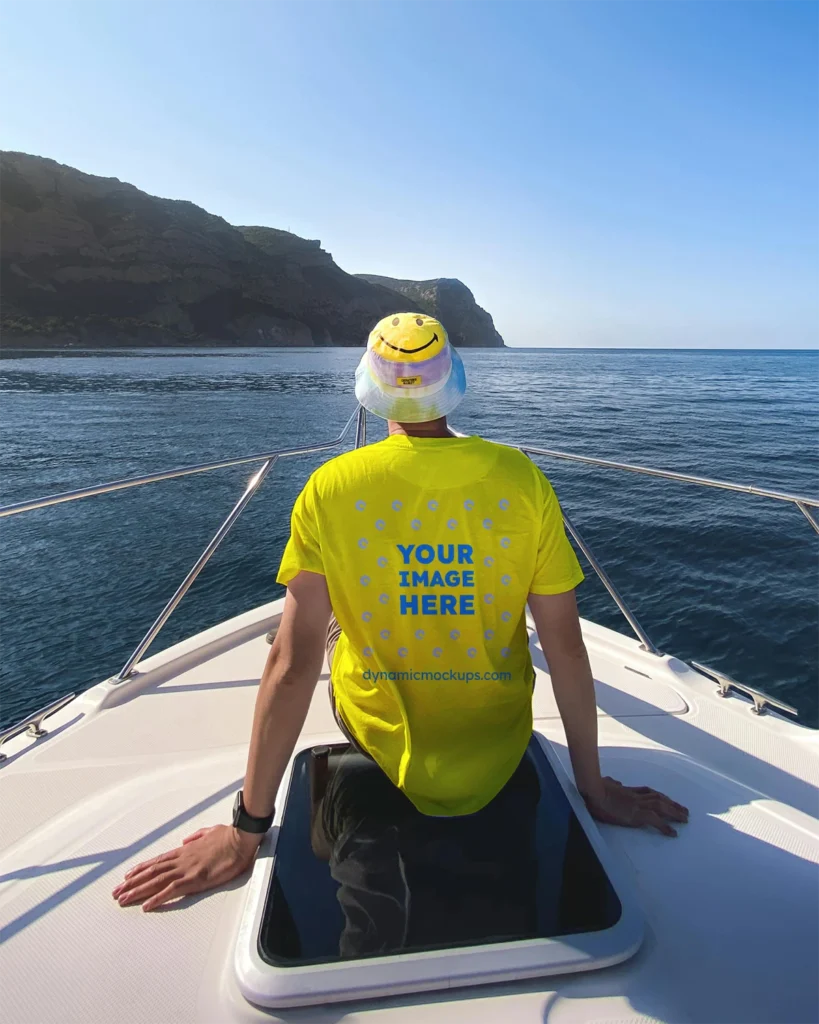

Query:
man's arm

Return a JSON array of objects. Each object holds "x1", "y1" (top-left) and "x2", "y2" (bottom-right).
[
  {"x1": 112, "y1": 571, "x2": 332, "y2": 911},
  {"x1": 528, "y1": 589, "x2": 688, "y2": 836}
]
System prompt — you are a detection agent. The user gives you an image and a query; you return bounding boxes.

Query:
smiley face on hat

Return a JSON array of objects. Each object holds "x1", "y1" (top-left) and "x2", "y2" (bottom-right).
[
  {"x1": 356, "y1": 311, "x2": 467, "y2": 422},
  {"x1": 368, "y1": 313, "x2": 448, "y2": 366}
]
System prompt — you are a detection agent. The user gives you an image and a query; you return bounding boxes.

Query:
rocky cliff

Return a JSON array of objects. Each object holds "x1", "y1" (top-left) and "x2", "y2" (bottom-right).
[
  {"x1": 356, "y1": 275, "x2": 505, "y2": 350},
  {"x1": 0, "y1": 152, "x2": 505, "y2": 349}
]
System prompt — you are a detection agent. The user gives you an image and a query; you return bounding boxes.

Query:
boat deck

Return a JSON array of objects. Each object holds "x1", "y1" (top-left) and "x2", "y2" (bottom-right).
[{"x1": 1, "y1": 599, "x2": 817, "y2": 1024}]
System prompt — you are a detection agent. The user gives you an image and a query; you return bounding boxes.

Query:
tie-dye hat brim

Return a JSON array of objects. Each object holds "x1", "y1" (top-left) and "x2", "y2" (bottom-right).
[{"x1": 355, "y1": 312, "x2": 467, "y2": 423}]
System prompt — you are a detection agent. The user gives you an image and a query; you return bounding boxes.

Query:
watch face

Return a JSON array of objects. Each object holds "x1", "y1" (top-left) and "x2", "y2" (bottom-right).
[{"x1": 233, "y1": 791, "x2": 243, "y2": 824}]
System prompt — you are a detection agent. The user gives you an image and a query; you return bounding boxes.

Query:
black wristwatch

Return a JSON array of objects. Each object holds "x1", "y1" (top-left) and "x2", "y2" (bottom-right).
[{"x1": 232, "y1": 790, "x2": 274, "y2": 834}]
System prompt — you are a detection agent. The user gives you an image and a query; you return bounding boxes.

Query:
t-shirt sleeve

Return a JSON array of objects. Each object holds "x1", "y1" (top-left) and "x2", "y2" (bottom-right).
[
  {"x1": 529, "y1": 472, "x2": 585, "y2": 595},
  {"x1": 276, "y1": 475, "x2": 325, "y2": 585}
]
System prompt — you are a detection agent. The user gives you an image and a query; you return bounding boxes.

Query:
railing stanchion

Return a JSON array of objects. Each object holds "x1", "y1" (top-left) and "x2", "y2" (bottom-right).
[
  {"x1": 117, "y1": 456, "x2": 279, "y2": 680},
  {"x1": 355, "y1": 406, "x2": 367, "y2": 448},
  {"x1": 560, "y1": 510, "x2": 661, "y2": 656},
  {"x1": 796, "y1": 502, "x2": 819, "y2": 536}
]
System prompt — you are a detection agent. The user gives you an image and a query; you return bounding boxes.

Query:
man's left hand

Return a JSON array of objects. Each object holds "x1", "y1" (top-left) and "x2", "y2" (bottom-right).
[{"x1": 583, "y1": 777, "x2": 689, "y2": 836}]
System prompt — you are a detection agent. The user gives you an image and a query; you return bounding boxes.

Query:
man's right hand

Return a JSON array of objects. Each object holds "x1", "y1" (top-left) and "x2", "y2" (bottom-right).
[
  {"x1": 112, "y1": 574, "x2": 332, "y2": 915},
  {"x1": 112, "y1": 824, "x2": 261, "y2": 912}
]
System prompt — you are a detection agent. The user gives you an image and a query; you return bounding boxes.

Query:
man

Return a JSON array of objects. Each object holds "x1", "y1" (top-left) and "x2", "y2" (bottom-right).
[{"x1": 113, "y1": 313, "x2": 687, "y2": 913}]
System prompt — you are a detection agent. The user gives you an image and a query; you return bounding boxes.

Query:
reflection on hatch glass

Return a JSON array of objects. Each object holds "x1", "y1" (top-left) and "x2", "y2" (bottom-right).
[{"x1": 259, "y1": 739, "x2": 621, "y2": 966}]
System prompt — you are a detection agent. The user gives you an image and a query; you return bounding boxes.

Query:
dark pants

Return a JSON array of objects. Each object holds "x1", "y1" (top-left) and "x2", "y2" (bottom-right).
[{"x1": 319, "y1": 748, "x2": 540, "y2": 958}]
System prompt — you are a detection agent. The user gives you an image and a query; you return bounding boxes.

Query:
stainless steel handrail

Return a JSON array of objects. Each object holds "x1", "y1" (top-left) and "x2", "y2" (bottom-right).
[
  {"x1": 112, "y1": 408, "x2": 361, "y2": 678},
  {"x1": 117, "y1": 457, "x2": 279, "y2": 679},
  {"x1": 561, "y1": 509, "x2": 660, "y2": 655},
  {"x1": 0, "y1": 407, "x2": 361, "y2": 519},
  {"x1": 519, "y1": 444, "x2": 819, "y2": 509},
  {"x1": 0, "y1": 692, "x2": 77, "y2": 762},
  {"x1": 0, "y1": 411, "x2": 359, "y2": 693},
  {"x1": 796, "y1": 502, "x2": 819, "y2": 537},
  {"x1": 2, "y1": 409, "x2": 815, "y2": 698},
  {"x1": 4, "y1": 415, "x2": 814, "y2": 518},
  {"x1": 517, "y1": 440, "x2": 817, "y2": 666},
  {"x1": 355, "y1": 405, "x2": 367, "y2": 448}
]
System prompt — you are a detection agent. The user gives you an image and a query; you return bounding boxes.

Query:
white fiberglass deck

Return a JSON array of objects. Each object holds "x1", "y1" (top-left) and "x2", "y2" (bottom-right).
[{"x1": 1, "y1": 599, "x2": 817, "y2": 1024}]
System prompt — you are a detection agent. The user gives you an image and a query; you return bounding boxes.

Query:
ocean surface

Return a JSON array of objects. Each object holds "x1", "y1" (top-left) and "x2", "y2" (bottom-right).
[{"x1": 1, "y1": 348, "x2": 817, "y2": 730}]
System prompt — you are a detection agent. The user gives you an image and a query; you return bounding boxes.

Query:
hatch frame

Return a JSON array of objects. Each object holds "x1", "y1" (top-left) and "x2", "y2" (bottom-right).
[{"x1": 233, "y1": 728, "x2": 644, "y2": 1009}]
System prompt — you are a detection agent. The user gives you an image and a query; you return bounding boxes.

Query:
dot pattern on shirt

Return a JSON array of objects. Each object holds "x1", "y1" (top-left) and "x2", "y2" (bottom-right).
[{"x1": 344, "y1": 488, "x2": 541, "y2": 682}]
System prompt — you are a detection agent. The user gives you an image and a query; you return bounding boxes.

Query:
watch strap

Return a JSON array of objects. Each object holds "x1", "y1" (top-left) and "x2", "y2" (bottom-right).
[{"x1": 233, "y1": 790, "x2": 274, "y2": 834}]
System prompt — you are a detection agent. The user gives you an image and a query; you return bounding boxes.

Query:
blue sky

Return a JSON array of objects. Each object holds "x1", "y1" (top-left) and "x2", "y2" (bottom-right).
[{"x1": 2, "y1": 1, "x2": 817, "y2": 348}]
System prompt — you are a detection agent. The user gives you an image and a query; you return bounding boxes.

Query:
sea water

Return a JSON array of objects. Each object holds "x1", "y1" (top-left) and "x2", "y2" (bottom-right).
[{"x1": 1, "y1": 347, "x2": 816, "y2": 728}]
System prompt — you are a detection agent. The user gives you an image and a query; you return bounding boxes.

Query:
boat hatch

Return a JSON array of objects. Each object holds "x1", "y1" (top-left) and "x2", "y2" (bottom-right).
[{"x1": 234, "y1": 734, "x2": 643, "y2": 1008}]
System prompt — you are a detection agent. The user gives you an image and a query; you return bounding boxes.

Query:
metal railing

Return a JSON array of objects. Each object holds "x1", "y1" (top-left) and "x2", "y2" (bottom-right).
[
  {"x1": 1, "y1": 406, "x2": 817, "y2": 755},
  {"x1": 515, "y1": 442, "x2": 819, "y2": 661},
  {"x1": 117, "y1": 406, "x2": 369, "y2": 681},
  {"x1": 519, "y1": 444, "x2": 819, "y2": 529},
  {"x1": 115, "y1": 456, "x2": 279, "y2": 680},
  {"x1": 0, "y1": 407, "x2": 359, "y2": 704},
  {"x1": 0, "y1": 406, "x2": 362, "y2": 519},
  {"x1": 560, "y1": 509, "x2": 660, "y2": 656}
]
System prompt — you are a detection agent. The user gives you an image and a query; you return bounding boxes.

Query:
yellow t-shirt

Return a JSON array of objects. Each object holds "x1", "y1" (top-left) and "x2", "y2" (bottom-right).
[{"x1": 277, "y1": 434, "x2": 584, "y2": 816}]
